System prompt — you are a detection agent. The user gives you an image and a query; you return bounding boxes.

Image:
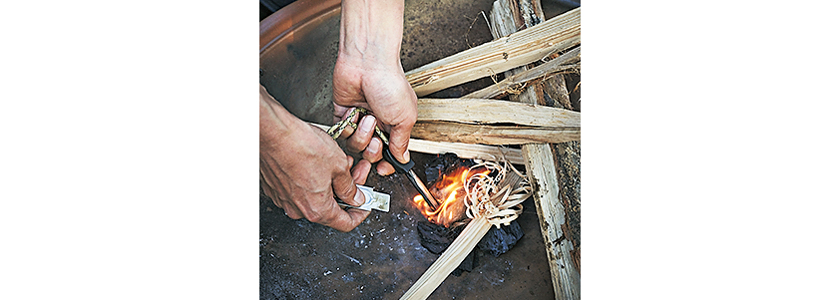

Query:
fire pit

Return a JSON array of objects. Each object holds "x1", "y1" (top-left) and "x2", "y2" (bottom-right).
[
  {"x1": 260, "y1": 151, "x2": 554, "y2": 299},
  {"x1": 258, "y1": 0, "x2": 574, "y2": 298},
  {"x1": 413, "y1": 155, "x2": 531, "y2": 278}
]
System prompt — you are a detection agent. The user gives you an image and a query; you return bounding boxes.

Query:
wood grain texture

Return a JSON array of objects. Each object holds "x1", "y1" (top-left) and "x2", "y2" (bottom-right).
[
  {"x1": 400, "y1": 216, "x2": 493, "y2": 300},
  {"x1": 417, "y1": 98, "x2": 580, "y2": 128},
  {"x1": 540, "y1": 74, "x2": 574, "y2": 109},
  {"x1": 411, "y1": 121, "x2": 580, "y2": 145},
  {"x1": 542, "y1": 38, "x2": 582, "y2": 278},
  {"x1": 404, "y1": 7, "x2": 580, "y2": 97},
  {"x1": 489, "y1": 1, "x2": 580, "y2": 299},
  {"x1": 406, "y1": 138, "x2": 525, "y2": 165},
  {"x1": 523, "y1": 144, "x2": 579, "y2": 300},
  {"x1": 465, "y1": 47, "x2": 580, "y2": 99},
  {"x1": 309, "y1": 122, "x2": 525, "y2": 164}
]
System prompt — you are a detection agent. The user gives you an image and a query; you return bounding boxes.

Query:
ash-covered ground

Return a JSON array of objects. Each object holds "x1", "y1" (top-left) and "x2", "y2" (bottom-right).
[{"x1": 259, "y1": 152, "x2": 554, "y2": 300}]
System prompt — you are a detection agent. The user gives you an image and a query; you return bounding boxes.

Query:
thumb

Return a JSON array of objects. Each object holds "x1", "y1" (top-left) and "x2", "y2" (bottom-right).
[
  {"x1": 333, "y1": 157, "x2": 366, "y2": 206},
  {"x1": 388, "y1": 120, "x2": 414, "y2": 164}
]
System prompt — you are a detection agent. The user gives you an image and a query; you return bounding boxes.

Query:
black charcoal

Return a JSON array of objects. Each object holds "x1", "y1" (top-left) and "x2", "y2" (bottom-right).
[
  {"x1": 477, "y1": 220, "x2": 524, "y2": 257},
  {"x1": 450, "y1": 249, "x2": 477, "y2": 276},
  {"x1": 417, "y1": 221, "x2": 465, "y2": 254},
  {"x1": 417, "y1": 221, "x2": 476, "y2": 275},
  {"x1": 423, "y1": 153, "x2": 473, "y2": 186}
]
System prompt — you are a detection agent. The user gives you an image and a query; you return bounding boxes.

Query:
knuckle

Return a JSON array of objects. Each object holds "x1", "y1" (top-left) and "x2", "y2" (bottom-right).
[
  {"x1": 337, "y1": 182, "x2": 354, "y2": 198},
  {"x1": 346, "y1": 140, "x2": 364, "y2": 153},
  {"x1": 302, "y1": 209, "x2": 324, "y2": 223},
  {"x1": 362, "y1": 150, "x2": 375, "y2": 162}
]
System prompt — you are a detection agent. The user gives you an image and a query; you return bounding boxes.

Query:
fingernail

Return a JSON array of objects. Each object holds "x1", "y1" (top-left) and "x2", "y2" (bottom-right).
[
  {"x1": 359, "y1": 115, "x2": 375, "y2": 134},
  {"x1": 367, "y1": 138, "x2": 381, "y2": 156},
  {"x1": 401, "y1": 149, "x2": 411, "y2": 163},
  {"x1": 353, "y1": 188, "x2": 366, "y2": 206}
]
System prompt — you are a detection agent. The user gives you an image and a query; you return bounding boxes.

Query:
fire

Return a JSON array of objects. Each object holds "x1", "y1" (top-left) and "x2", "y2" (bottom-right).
[{"x1": 412, "y1": 166, "x2": 490, "y2": 227}]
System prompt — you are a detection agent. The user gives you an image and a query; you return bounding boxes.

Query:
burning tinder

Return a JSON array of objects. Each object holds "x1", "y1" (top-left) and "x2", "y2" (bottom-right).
[{"x1": 413, "y1": 166, "x2": 490, "y2": 228}]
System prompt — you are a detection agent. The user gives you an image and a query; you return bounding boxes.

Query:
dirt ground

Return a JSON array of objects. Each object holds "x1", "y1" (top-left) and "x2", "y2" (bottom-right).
[
  {"x1": 260, "y1": 153, "x2": 555, "y2": 299},
  {"x1": 259, "y1": 0, "x2": 580, "y2": 298}
]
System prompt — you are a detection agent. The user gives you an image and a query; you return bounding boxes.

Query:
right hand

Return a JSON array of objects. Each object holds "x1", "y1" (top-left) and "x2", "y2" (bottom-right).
[
  {"x1": 332, "y1": 47, "x2": 418, "y2": 176},
  {"x1": 332, "y1": 0, "x2": 417, "y2": 176}
]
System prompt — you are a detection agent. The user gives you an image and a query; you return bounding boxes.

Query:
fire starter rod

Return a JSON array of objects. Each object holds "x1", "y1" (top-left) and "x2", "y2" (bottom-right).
[
  {"x1": 383, "y1": 147, "x2": 439, "y2": 211},
  {"x1": 326, "y1": 107, "x2": 438, "y2": 211}
]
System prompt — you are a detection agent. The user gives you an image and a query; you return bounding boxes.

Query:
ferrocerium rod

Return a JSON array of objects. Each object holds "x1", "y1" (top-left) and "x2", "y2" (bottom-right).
[{"x1": 383, "y1": 147, "x2": 438, "y2": 211}]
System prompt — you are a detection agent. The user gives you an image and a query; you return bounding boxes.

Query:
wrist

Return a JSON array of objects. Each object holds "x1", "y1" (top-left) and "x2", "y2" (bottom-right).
[
  {"x1": 339, "y1": 0, "x2": 405, "y2": 67},
  {"x1": 260, "y1": 86, "x2": 308, "y2": 151}
]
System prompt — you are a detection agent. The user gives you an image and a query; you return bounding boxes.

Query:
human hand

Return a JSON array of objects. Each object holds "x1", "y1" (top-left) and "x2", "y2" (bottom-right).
[
  {"x1": 260, "y1": 85, "x2": 372, "y2": 232},
  {"x1": 332, "y1": 0, "x2": 417, "y2": 176}
]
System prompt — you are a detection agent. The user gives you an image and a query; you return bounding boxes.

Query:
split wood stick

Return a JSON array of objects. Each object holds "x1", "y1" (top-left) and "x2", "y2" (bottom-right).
[
  {"x1": 411, "y1": 121, "x2": 580, "y2": 145},
  {"x1": 404, "y1": 7, "x2": 580, "y2": 97},
  {"x1": 490, "y1": 2, "x2": 580, "y2": 299},
  {"x1": 405, "y1": 139, "x2": 524, "y2": 165},
  {"x1": 417, "y1": 98, "x2": 580, "y2": 128},
  {"x1": 309, "y1": 122, "x2": 525, "y2": 164},
  {"x1": 399, "y1": 216, "x2": 493, "y2": 300},
  {"x1": 465, "y1": 47, "x2": 580, "y2": 99},
  {"x1": 401, "y1": 161, "x2": 532, "y2": 299},
  {"x1": 522, "y1": 144, "x2": 578, "y2": 300}
]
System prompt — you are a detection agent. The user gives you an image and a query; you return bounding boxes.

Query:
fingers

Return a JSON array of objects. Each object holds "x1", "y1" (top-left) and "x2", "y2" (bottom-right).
[
  {"x1": 327, "y1": 207, "x2": 371, "y2": 233},
  {"x1": 376, "y1": 161, "x2": 396, "y2": 176},
  {"x1": 299, "y1": 198, "x2": 368, "y2": 233},
  {"x1": 281, "y1": 201, "x2": 304, "y2": 220},
  {"x1": 362, "y1": 137, "x2": 383, "y2": 163},
  {"x1": 326, "y1": 158, "x2": 371, "y2": 232},
  {"x1": 351, "y1": 159, "x2": 372, "y2": 185},
  {"x1": 333, "y1": 103, "x2": 352, "y2": 123},
  {"x1": 335, "y1": 106, "x2": 360, "y2": 139},
  {"x1": 387, "y1": 119, "x2": 415, "y2": 164},
  {"x1": 346, "y1": 154, "x2": 354, "y2": 170},
  {"x1": 332, "y1": 158, "x2": 365, "y2": 207},
  {"x1": 346, "y1": 115, "x2": 377, "y2": 152}
]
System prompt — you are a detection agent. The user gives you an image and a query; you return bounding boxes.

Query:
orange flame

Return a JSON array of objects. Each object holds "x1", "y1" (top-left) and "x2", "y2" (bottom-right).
[{"x1": 412, "y1": 166, "x2": 490, "y2": 227}]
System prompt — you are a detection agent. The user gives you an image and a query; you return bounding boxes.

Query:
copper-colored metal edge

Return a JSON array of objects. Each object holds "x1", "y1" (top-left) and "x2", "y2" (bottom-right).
[{"x1": 259, "y1": 0, "x2": 341, "y2": 53}]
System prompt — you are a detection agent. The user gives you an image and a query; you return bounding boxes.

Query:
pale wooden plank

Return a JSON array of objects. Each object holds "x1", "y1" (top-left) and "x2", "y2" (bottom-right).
[
  {"x1": 464, "y1": 47, "x2": 580, "y2": 99},
  {"x1": 417, "y1": 98, "x2": 580, "y2": 128},
  {"x1": 489, "y1": 1, "x2": 580, "y2": 299},
  {"x1": 399, "y1": 216, "x2": 494, "y2": 300},
  {"x1": 404, "y1": 7, "x2": 580, "y2": 97},
  {"x1": 406, "y1": 139, "x2": 525, "y2": 165},
  {"x1": 411, "y1": 122, "x2": 579, "y2": 145},
  {"x1": 522, "y1": 145, "x2": 578, "y2": 300},
  {"x1": 309, "y1": 122, "x2": 525, "y2": 165}
]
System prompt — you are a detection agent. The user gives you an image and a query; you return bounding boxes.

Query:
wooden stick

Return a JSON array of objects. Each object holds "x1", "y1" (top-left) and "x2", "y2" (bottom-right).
[
  {"x1": 399, "y1": 216, "x2": 493, "y2": 300},
  {"x1": 417, "y1": 98, "x2": 580, "y2": 128},
  {"x1": 464, "y1": 47, "x2": 580, "y2": 99},
  {"x1": 404, "y1": 139, "x2": 524, "y2": 165},
  {"x1": 411, "y1": 122, "x2": 580, "y2": 145},
  {"x1": 541, "y1": 74, "x2": 574, "y2": 109},
  {"x1": 523, "y1": 145, "x2": 578, "y2": 300},
  {"x1": 404, "y1": 7, "x2": 580, "y2": 96},
  {"x1": 489, "y1": 2, "x2": 580, "y2": 299},
  {"x1": 309, "y1": 122, "x2": 526, "y2": 164},
  {"x1": 401, "y1": 161, "x2": 531, "y2": 300}
]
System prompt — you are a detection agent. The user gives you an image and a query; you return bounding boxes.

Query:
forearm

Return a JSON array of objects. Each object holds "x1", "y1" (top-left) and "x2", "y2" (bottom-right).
[
  {"x1": 334, "y1": 0, "x2": 416, "y2": 165},
  {"x1": 260, "y1": 85, "x2": 305, "y2": 151},
  {"x1": 339, "y1": 0, "x2": 405, "y2": 67}
]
